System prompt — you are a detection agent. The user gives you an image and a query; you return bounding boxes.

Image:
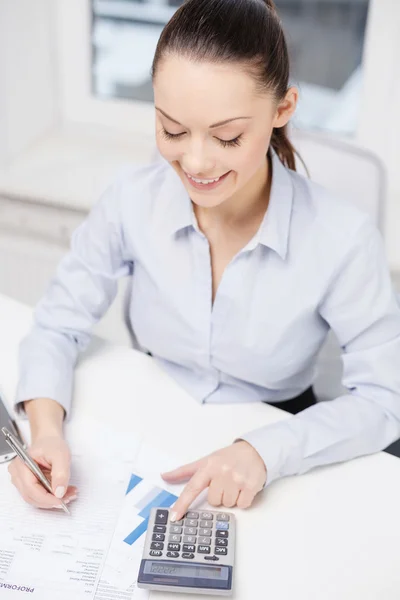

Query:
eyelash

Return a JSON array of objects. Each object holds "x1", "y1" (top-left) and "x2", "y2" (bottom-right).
[{"x1": 161, "y1": 128, "x2": 242, "y2": 148}]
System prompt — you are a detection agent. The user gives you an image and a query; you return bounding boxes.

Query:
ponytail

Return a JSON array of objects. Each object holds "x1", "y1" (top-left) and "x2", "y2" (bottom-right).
[{"x1": 270, "y1": 126, "x2": 297, "y2": 171}]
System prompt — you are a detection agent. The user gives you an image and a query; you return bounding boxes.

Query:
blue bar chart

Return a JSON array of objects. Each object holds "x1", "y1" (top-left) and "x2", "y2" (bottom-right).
[{"x1": 123, "y1": 473, "x2": 177, "y2": 546}]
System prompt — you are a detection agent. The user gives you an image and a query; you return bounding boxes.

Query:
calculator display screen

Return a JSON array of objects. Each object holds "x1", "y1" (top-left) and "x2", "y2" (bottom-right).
[{"x1": 148, "y1": 563, "x2": 225, "y2": 580}]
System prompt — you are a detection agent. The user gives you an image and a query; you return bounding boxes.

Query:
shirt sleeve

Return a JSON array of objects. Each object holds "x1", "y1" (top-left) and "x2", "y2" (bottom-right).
[
  {"x1": 14, "y1": 179, "x2": 131, "y2": 420},
  {"x1": 241, "y1": 216, "x2": 400, "y2": 485}
]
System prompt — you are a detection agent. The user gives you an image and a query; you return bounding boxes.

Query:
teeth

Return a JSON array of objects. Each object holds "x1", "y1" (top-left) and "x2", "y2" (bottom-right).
[{"x1": 187, "y1": 174, "x2": 222, "y2": 184}]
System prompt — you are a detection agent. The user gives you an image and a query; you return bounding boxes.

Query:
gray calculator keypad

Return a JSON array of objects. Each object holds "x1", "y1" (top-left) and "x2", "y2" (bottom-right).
[{"x1": 149, "y1": 509, "x2": 232, "y2": 562}]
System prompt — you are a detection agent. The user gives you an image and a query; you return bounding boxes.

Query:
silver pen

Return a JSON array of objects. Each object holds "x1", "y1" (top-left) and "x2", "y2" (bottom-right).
[{"x1": 1, "y1": 426, "x2": 70, "y2": 515}]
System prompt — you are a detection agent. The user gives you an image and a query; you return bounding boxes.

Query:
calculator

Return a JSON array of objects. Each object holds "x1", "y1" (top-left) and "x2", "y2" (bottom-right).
[{"x1": 137, "y1": 507, "x2": 235, "y2": 595}]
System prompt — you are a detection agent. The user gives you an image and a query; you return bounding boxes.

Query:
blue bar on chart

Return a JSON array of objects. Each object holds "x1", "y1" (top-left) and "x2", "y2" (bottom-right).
[
  {"x1": 139, "y1": 489, "x2": 177, "y2": 520},
  {"x1": 126, "y1": 474, "x2": 143, "y2": 495},
  {"x1": 123, "y1": 474, "x2": 178, "y2": 546},
  {"x1": 124, "y1": 518, "x2": 150, "y2": 546}
]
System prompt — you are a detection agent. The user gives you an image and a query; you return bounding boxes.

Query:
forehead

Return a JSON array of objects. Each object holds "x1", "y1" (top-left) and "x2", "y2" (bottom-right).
[{"x1": 153, "y1": 55, "x2": 268, "y2": 124}]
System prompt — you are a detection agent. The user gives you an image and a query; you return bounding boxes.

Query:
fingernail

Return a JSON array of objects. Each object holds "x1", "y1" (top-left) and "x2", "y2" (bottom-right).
[
  {"x1": 52, "y1": 505, "x2": 63, "y2": 509},
  {"x1": 170, "y1": 511, "x2": 177, "y2": 522},
  {"x1": 55, "y1": 486, "x2": 65, "y2": 499}
]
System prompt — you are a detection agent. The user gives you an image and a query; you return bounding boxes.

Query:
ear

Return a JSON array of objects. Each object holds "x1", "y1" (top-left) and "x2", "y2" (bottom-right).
[{"x1": 272, "y1": 86, "x2": 298, "y2": 128}]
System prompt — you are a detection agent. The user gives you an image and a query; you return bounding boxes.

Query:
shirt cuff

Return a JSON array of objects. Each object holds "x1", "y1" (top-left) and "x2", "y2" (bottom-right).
[
  {"x1": 238, "y1": 419, "x2": 302, "y2": 486},
  {"x1": 14, "y1": 365, "x2": 73, "y2": 421}
]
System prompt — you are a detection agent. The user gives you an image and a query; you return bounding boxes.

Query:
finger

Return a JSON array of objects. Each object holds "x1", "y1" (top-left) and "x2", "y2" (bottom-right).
[
  {"x1": 170, "y1": 468, "x2": 211, "y2": 522},
  {"x1": 161, "y1": 458, "x2": 207, "y2": 483},
  {"x1": 207, "y1": 479, "x2": 223, "y2": 507},
  {"x1": 50, "y1": 448, "x2": 71, "y2": 499},
  {"x1": 29, "y1": 448, "x2": 51, "y2": 470},
  {"x1": 221, "y1": 484, "x2": 240, "y2": 508},
  {"x1": 24, "y1": 480, "x2": 78, "y2": 509},
  {"x1": 236, "y1": 487, "x2": 257, "y2": 509}
]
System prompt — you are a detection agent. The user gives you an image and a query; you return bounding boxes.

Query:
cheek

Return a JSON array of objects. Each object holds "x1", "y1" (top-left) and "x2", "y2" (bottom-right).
[
  {"x1": 156, "y1": 137, "x2": 180, "y2": 163},
  {"x1": 231, "y1": 135, "x2": 270, "y2": 177}
]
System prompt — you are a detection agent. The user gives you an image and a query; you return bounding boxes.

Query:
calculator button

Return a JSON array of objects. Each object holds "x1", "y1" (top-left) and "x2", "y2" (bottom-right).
[
  {"x1": 201, "y1": 512, "x2": 213, "y2": 520},
  {"x1": 149, "y1": 550, "x2": 163, "y2": 557},
  {"x1": 184, "y1": 527, "x2": 197, "y2": 536},
  {"x1": 183, "y1": 536, "x2": 197, "y2": 544},
  {"x1": 198, "y1": 545, "x2": 211, "y2": 554},
  {"x1": 215, "y1": 547, "x2": 227, "y2": 555},
  {"x1": 155, "y1": 510, "x2": 169, "y2": 525},
  {"x1": 216, "y1": 513, "x2": 230, "y2": 521},
  {"x1": 169, "y1": 534, "x2": 181, "y2": 543},
  {"x1": 204, "y1": 556, "x2": 219, "y2": 561},
  {"x1": 173, "y1": 519, "x2": 183, "y2": 525},
  {"x1": 166, "y1": 551, "x2": 180, "y2": 558},
  {"x1": 216, "y1": 530, "x2": 229, "y2": 538},
  {"x1": 168, "y1": 543, "x2": 181, "y2": 551},
  {"x1": 199, "y1": 528, "x2": 212, "y2": 536},
  {"x1": 153, "y1": 525, "x2": 166, "y2": 533},
  {"x1": 186, "y1": 511, "x2": 199, "y2": 519},
  {"x1": 182, "y1": 553, "x2": 195, "y2": 559},
  {"x1": 152, "y1": 533, "x2": 165, "y2": 542},
  {"x1": 185, "y1": 519, "x2": 198, "y2": 527},
  {"x1": 199, "y1": 536, "x2": 211, "y2": 545},
  {"x1": 200, "y1": 520, "x2": 213, "y2": 529},
  {"x1": 182, "y1": 544, "x2": 196, "y2": 553},
  {"x1": 151, "y1": 542, "x2": 164, "y2": 550},
  {"x1": 216, "y1": 538, "x2": 228, "y2": 547},
  {"x1": 215, "y1": 521, "x2": 229, "y2": 530},
  {"x1": 170, "y1": 526, "x2": 182, "y2": 534}
]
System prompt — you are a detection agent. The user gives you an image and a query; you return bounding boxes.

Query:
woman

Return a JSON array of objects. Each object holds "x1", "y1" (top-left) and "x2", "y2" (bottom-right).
[{"x1": 9, "y1": 0, "x2": 400, "y2": 521}]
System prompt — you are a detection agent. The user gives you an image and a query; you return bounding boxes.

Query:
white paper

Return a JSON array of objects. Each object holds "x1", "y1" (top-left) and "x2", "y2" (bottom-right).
[
  {"x1": 0, "y1": 419, "x2": 141, "y2": 600},
  {"x1": 98, "y1": 441, "x2": 185, "y2": 593},
  {"x1": 0, "y1": 418, "x2": 190, "y2": 600}
]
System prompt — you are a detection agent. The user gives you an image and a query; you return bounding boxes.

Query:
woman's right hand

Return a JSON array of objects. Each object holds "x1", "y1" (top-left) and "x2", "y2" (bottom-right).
[{"x1": 8, "y1": 434, "x2": 78, "y2": 509}]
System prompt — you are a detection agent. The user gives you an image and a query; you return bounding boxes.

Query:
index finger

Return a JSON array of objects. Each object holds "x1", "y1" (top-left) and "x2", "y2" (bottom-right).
[{"x1": 170, "y1": 468, "x2": 212, "y2": 522}]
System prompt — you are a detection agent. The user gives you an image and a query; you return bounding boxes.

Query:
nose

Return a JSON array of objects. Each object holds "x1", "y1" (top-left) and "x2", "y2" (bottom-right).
[{"x1": 182, "y1": 139, "x2": 215, "y2": 176}]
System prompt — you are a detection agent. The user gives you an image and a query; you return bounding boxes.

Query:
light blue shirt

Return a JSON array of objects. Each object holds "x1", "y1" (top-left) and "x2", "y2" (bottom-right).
[{"x1": 15, "y1": 152, "x2": 400, "y2": 485}]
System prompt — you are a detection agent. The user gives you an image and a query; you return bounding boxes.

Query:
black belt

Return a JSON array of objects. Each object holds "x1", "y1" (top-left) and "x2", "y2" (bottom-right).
[{"x1": 264, "y1": 386, "x2": 317, "y2": 415}]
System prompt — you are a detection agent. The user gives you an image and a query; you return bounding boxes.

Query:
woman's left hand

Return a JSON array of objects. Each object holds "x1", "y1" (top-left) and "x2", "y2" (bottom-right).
[{"x1": 161, "y1": 440, "x2": 267, "y2": 521}]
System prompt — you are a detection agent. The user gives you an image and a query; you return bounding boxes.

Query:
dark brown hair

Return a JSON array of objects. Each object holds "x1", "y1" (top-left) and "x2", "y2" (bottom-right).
[{"x1": 152, "y1": 0, "x2": 298, "y2": 171}]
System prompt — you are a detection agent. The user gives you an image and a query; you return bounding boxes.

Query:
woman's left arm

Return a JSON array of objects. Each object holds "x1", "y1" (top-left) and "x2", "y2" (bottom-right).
[{"x1": 164, "y1": 217, "x2": 400, "y2": 518}]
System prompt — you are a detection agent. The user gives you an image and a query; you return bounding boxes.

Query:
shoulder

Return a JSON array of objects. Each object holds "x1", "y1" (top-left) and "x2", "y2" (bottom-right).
[
  {"x1": 288, "y1": 168, "x2": 376, "y2": 247},
  {"x1": 110, "y1": 158, "x2": 172, "y2": 202},
  {"x1": 93, "y1": 158, "x2": 175, "y2": 228}
]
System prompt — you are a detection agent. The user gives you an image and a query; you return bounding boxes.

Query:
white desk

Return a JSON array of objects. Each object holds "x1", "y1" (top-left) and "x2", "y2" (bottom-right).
[{"x1": 1, "y1": 292, "x2": 400, "y2": 600}]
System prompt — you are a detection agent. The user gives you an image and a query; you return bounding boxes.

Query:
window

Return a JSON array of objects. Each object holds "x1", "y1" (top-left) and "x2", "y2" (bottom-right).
[{"x1": 91, "y1": 0, "x2": 370, "y2": 136}]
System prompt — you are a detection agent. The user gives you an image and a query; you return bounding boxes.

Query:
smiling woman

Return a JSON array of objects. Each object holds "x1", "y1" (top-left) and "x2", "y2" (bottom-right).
[
  {"x1": 8, "y1": 0, "x2": 400, "y2": 521},
  {"x1": 151, "y1": 0, "x2": 298, "y2": 227}
]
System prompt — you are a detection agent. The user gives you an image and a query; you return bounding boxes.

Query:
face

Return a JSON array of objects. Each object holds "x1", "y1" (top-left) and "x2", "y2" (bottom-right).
[{"x1": 153, "y1": 55, "x2": 297, "y2": 209}]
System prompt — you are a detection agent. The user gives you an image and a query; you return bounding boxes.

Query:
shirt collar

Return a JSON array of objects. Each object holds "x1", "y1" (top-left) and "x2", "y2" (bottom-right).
[
  {"x1": 254, "y1": 151, "x2": 294, "y2": 259},
  {"x1": 164, "y1": 150, "x2": 294, "y2": 259}
]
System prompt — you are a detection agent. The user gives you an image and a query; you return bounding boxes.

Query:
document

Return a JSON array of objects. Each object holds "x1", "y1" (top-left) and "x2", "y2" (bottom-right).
[
  {"x1": 0, "y1": 419, "x2": 186, "y2": 600},
  {"x1": 99, "y1": 441, "x2": 184, "y2": 594},
  {"x1": 0, "y1": 419, "x2": 140, "y2": 600}
]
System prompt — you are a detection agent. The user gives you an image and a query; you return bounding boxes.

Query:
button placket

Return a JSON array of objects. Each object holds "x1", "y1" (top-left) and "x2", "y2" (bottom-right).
[{"x1": 210, "y1": 251, "x2": 248, "y2": 360}]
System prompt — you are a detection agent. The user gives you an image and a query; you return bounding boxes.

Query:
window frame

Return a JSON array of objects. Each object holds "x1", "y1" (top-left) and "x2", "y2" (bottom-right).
[{"x1": 56, "y1": 0, "x2": 395, "y2": 150}]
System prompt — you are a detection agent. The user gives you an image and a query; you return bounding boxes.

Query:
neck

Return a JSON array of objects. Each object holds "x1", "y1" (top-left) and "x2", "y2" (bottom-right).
[{"x1": 193, "y1": 156, "x2": 271, "y2": 231}]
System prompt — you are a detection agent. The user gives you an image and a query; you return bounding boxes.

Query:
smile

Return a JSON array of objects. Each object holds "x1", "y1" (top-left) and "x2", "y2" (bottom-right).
[{"x1": 184, "y1": 170, "x2": 231, "y2": 190}]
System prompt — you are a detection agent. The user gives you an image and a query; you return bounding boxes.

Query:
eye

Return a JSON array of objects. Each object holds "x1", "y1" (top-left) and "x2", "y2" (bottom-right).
[
  {"x1": 217, "y1": 135, "x2": 242, "y2": 148},
  {"x1": 161, "y1": 128, "x2": 242, "y2": 148},
  {"x1": 161, "y1": 128, "x2": 185, "y2": 141}
]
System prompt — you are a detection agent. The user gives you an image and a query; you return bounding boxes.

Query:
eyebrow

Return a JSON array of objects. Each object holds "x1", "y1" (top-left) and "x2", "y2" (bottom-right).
[{"x1": 155, "y1": 107, "x2": 251, "y2": 129}]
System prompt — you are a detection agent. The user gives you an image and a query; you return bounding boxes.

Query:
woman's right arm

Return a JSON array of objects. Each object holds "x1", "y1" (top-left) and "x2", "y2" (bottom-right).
[
  {"x1": 8, "y1": 397, "x2": 77, "y2": 509},
  {"x1": 10, "y1": 177, "x2": 131, "y2": 507}
]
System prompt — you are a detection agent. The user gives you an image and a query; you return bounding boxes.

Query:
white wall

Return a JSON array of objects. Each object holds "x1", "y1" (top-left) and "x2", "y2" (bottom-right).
[
  {"x1": 0, "y1": 1, "x2": 58, "y2": 166},
  {"x1": 0, "y1": 0, "x2": 399, "y2": 269}
]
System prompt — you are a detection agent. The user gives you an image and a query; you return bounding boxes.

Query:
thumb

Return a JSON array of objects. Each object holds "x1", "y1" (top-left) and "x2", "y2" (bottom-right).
[
  {"x1": 50, "y1": 449, "x2": 71, "y2": 499},
  {"x1": 161, "y1": 458, "x2": 206, "y2": 483}
]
